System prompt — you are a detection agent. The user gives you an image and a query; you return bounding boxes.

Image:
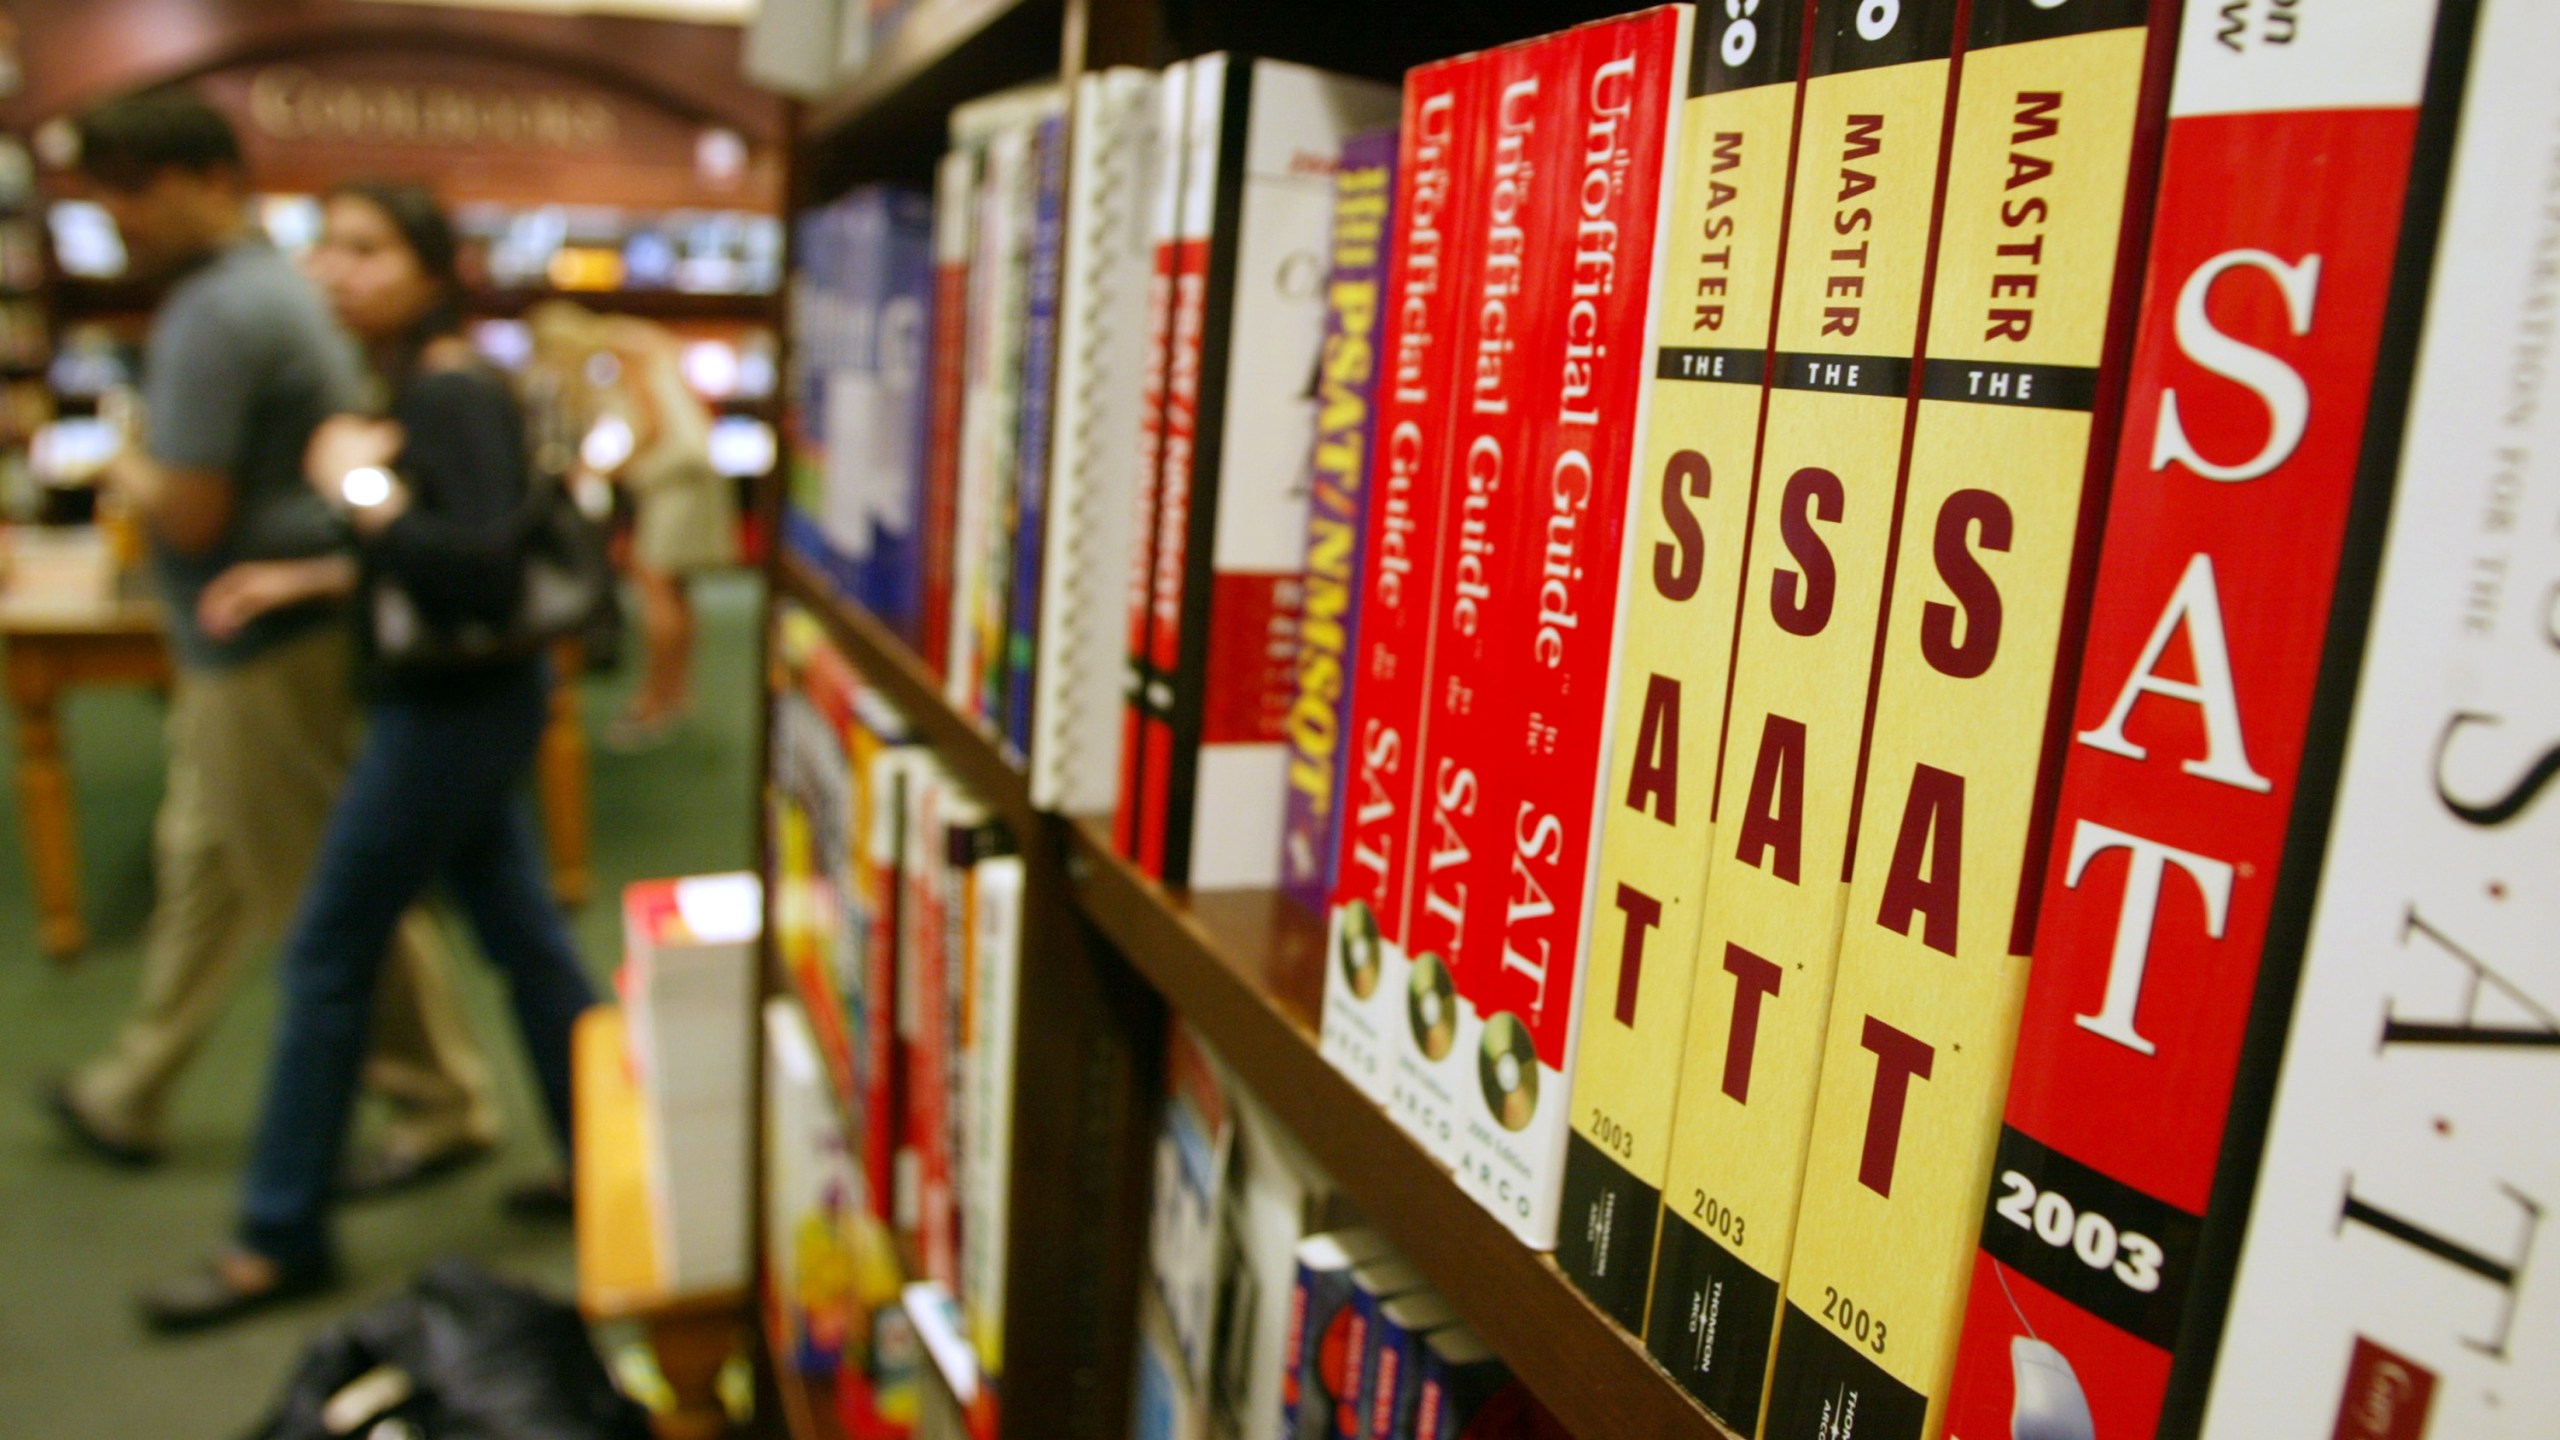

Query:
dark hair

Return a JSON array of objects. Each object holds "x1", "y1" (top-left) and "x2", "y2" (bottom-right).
[
  {"x1": 75, "y1": 90, "x2": 243, "y2": 192},
  {"x1": 327, "y1": 180, "x2": 465, "y2": 377}
]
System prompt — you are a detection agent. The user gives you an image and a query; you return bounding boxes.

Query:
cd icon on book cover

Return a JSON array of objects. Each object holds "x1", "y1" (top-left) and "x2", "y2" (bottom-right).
[
  {"x1": 1337, "y1": 900, "x2": 1382, "y2": 998},
  {"x1": 1408, "y1": 952, "x2": 1457, "y2": 1060},
  {"x1": 1479, "y1": 1013, "x2": 1538, "y2": 1132}
]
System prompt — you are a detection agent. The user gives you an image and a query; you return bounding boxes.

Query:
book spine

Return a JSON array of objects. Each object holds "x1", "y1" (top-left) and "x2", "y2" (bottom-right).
[
  {"x1": 1032, "y1": 70, "x2": 1163, "y2": 816},
  {"x1": 1118, "y1": 61, "x2": 1195, "y2": 858},
  {"x1": 1453, "y1": 4, "x2": 1694, "y2": 1253},
  {"x1": 946, "y1": 142, "x2": 1003, "y2": 709},
  {"x1": 1278, "y1": 130, "x2": 1398, "y2": 918},
  {"x1": 1280, "y1": 1256, "x2": 1314, "y2": 1437},
  {"x1": 834, "y1": 192, "x2": 896, "y2": 609},
  {"x1": 980, "y1": 127, "x2": 1044, "y2": 726},
  {"x1": 1289, "y1": 1258, "x2": 1369, "y2": 1440},
  {"x1": 1156, "y1": 63, "x2": 1401, "y2": 892},
  {"x1": 885, "y1": 193, "x2": 939, "y2": 648},
  {"x1": 1558, "y1": 0, "x2": 1812, "y2": 1331},
  {"x1": 1765, "y1": 3, "x2": 2174, "y2": 1436},
  {"x1": 921, "y1": 148, "x2": 979, "y2": 683},
  {"x1": 1938, "y1": 3, "x2": 2457, "y2": 1436},
  {"x1": 902, "y1": 766, "x2": 955, "y2": 1271},
  {"x1": 1004, "y1": 114, "x2": 1070, "y2": 762},
  {"x1": 1362, "y1": 1309, "x2": 1438, "y2": 1440},
  {"x1": 1389, "y1": 33, "x2": 1560, "y2": 1169},
  {"x1": 1134, "y1": 54, "x2": 1231, "y2": 879},
  {"x1": 1338, "y1": 1282, "x2": 1392, "y2": 1440},
  {"x1": 1319, "y1": 58, "x2": 1485, "y2": 1107},
  {"x1": 2194, "y1": 5, "x2": 2560, "y2": 1436},
  {"x1": 772, "y1": 693, "x2": 860, "y2": 1108},
  {"x1": 864, "y1": 746, "x2": 918, "y2": 1228},
  {"x1": 961, "y1": 849, "x2": 1023, "y2": 1374},
  {"x1": 1643, "y1": 0, "x2": 1970, "y2": 1420}
]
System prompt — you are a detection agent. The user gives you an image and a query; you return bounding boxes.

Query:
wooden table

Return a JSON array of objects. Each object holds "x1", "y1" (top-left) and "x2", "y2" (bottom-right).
[
  {"x1": 0, "y1": 533, "x2": 594, "y2": 958},
  {"x1": 574, "y1": 1006, "x2": 749, "y2": 1440},
  {"x1": 0, "y1": 589, "x2": 172, "y2": 957}
]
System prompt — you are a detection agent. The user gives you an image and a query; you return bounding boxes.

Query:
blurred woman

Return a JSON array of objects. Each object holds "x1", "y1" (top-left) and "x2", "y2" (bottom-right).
[
  {"x1": 527, "y1": 302, "x2": 735, "y2": 749},
  {"x1": 608, "y1": 316, "x2": 736, "y2": 747},
  {"x1": 140, "y1": 182, "x2": 596, "y2": 1330}
]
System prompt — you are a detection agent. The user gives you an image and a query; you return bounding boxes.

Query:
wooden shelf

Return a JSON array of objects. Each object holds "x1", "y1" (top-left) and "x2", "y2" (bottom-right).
[
  {"x1": 774, "y1": 550, "x2": 1034, "y2": 830},
  {"x1": 803, "y1": 0, "x2": 1053, "y2": 147},
  {"x1": 771, "y1": 568, "x2": 1736, "y2": 1440}
]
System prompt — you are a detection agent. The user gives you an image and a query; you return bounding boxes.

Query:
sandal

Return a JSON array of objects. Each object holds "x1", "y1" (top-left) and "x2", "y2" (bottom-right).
[{"x1": 138, "y1": 1250, "x2": 335, "y2": 1334}]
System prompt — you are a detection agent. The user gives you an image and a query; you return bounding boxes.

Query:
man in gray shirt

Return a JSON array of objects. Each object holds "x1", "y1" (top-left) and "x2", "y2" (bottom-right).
[{"x1": 47, "y1": 91, "x2": 499, "y2": 1187}]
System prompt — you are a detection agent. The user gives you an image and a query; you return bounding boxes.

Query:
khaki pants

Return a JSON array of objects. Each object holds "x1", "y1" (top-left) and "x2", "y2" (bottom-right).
[{"x1": 68, "y1": 624, "x2": 500, "y2": 1153}]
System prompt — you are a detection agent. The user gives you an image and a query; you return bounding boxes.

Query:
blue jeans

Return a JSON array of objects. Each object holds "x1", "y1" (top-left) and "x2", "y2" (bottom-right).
[{"x1": 239, "y1": 659, "x2": 595, "y2": 1272}]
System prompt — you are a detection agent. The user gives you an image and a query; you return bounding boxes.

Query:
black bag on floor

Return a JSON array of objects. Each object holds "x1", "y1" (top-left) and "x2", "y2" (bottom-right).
[{"x1": 242, "y1": 1258, "x2": 652, "y2": 1440}]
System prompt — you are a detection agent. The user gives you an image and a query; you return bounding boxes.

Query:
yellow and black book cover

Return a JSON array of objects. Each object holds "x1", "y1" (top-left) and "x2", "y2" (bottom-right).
[
  {"x1": 1556, "y1": 0, "x2": 1813, "y2": 1335},
  {"x1": 1765, "y1": 3, "x2": 2166, "y2": 1437},
  {"x1": 1641, "y1": 0, "x2": 1966, "y2": 1425}
]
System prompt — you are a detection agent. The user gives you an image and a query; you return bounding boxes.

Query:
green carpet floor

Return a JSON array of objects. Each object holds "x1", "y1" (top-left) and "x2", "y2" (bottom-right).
[{"x1": 0, "y1": 571, "x2": 763, "y2": 1438}]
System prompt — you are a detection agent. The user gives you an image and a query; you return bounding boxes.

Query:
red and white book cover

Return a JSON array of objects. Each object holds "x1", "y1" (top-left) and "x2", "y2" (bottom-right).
[
  {"x1": 1940, "y1": 5, "x2": 2461, "y2": 1436},
  {"x1": 1454, "y1": 6, "x2": 1692, "y2": 1250},
  {"x1": 1132, "y1": 55, "x2": 1401, "y2": 890},
  {"x1": 2200, "y1": 2, "x2": 2560, "y2": 1434},
  {"x1": 1131, "y1": 56, "x2": 1221, "y2": 877},
  {"x1": 1387, "y1": 31, "x2": 1565, "y2": 1171},
  {"x1": 919, "y1": 145, "x2": 976, "y2": 685},
  {"x1": 1116, "y1": 59, "x2": 1193, "y2": 859},
  {"x1": 1319, "y1": 54, "x2": 1488, "y2": 1107}
]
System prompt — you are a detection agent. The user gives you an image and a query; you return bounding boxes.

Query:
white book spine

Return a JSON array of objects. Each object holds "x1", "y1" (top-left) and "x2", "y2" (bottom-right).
[
  {"x1": 1032, "y1": 68, "x2": 1164, "y2": 815},
  {"x1": 2202, "y1": 4, "x2": 2560, "y2": 1434},
  {"x1": 1172, "y1": 58, "x2": 1400, "y2": 891},
  {"x1": 960, "y1": 851, "x2": 1024, "y2": 1371}
]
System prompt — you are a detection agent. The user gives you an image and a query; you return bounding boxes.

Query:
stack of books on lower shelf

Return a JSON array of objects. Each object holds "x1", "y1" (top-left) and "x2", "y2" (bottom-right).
[
  {"x1": 1129, "y1": 1020, "x2": 1564, "y2": 1440},
  {"x1": 767, "y1": 600, "x2": 1027, "y2": 1438}
]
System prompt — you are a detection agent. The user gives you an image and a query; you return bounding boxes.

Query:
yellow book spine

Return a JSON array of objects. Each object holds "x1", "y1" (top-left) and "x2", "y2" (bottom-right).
[
  {"x1": 1558, "y1": 0, "x2": 1811, "y2": 1336},
  {"x1": 1767, "y1": 12, "x2": 2158, "y2": 1440},
  {"x1": 1645, "y1": 0, "x2": 1966, "y2": 1426}
]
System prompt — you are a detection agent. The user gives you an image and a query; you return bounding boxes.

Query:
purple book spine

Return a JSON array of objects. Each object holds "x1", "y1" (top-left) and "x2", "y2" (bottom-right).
[
  {"x1": 876, "y1": 187, "x2": 938, "y2": 644},
  {"x1": 1277, "y1": 126, "x2": 1400, "y2": 917},
  {"x1": 1003, "y1": 112, "x2": 1070, "y2": 761}
]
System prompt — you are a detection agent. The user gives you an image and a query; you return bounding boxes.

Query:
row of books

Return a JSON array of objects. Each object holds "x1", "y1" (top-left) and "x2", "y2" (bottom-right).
[
  {"x1": 776, "y1": 0, "x2": 2555, "y2": 1433},
  {"x1": 766, "y1": 602, "x2": 1025, "y2": 1438},
  {"x1": 777, "y1": 58, "x2": 1404, "y2": 890},
  {"x1": 1131, "y1": 1021, "x2": 1562, "y2": 1440},
  {"x1": 1289, "y1": 1, "x2": 2549, "y2": 1439}
]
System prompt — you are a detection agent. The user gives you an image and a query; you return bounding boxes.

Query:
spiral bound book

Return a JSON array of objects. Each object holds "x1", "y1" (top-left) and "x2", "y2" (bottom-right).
[{"x1": 1031, "y1": 68, "x2": 1165, "y2": 816}]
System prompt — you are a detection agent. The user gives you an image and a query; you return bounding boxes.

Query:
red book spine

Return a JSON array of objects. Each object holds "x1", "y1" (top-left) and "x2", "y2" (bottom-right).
[
  {"x1": 1321, "y1": 56, "x2": 1486, "y2": 1101},
  {"x1": 1392, "y1": 34, "x2": 1571, "y2": 1164},
  {"x1": 920, "y1": 252, "x2": 970, "y2": 683},
  {"x1": 1940, "y1": 4, "x2": 2450, "y2": 1435},
  {"x1": 1138, "y1": 231, "x2": 1212, "y2": 878},
  {"x1": 899, "y1": 776, "x2": 948, "y2": 1254},
  {"x1": 1114, "y1": 208, "x2": 1183, "y2": 858},
  {"x1": 1462, "y1": 6, "x2": 1689, "y2": 1246},
  {"x1": 863, "y1": 759, "x2": 907, "y2": 1227}
]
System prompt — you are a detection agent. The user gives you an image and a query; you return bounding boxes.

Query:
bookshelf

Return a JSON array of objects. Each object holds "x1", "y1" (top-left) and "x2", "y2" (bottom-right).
[
  {"x1": 768, "y1": 553, "x2": 1736, "y2": 1440},
  {"x1": 764, "y1": 4, "x2": 1758, "y2": 1439}
]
